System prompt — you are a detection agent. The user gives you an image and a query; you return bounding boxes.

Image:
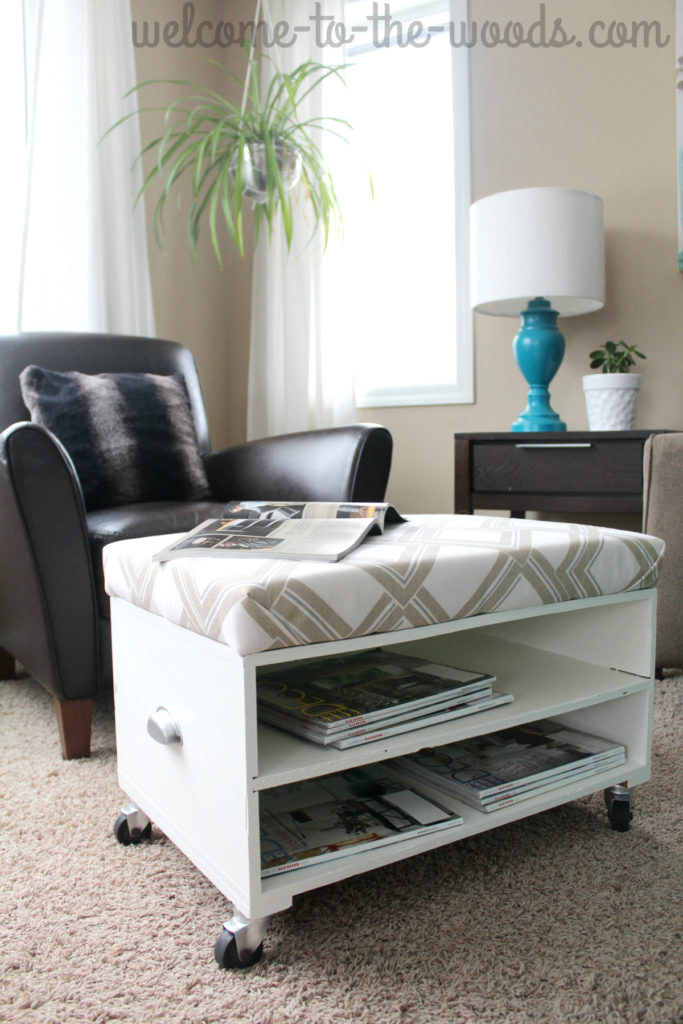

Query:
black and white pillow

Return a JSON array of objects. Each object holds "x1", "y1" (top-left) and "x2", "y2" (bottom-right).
[{"x1": 19, "y1": 365, "x2": 213, "y2": 511}]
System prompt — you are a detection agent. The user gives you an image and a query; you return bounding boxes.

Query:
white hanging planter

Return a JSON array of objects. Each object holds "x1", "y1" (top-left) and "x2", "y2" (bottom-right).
[
  {"x1": 240, "y1": 142, "x2": 303, "y2": 204},
  {"x1": 582, "y1": 373, "x2": 642, "y2": 430}
]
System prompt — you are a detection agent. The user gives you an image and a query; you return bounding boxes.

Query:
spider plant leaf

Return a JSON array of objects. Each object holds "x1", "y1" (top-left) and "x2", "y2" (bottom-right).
[
  {"x1": 262, "y1": 134, "x2": 282, "y2": 238},
  {"x1": 125, "y1": 77, "x2": 209, "y2": 96},
  {"x1": 162, "y1": 149, "x2": 205, "y2": 198},
  {"x1": 188, "y1": 160, "x2": 224, "y2": 253},
  {"x1": 154, "y1": 120, "x2": 198, "y2": 174},
  {"x1": 192, "y1": 133, "x2": 215, "y2": 194},
  {"x1": 294, "y1": 114, "x2": 353, "y2": 133},
  {"x1": 291, "y1": 62, "x2": 349, "y2": 110},
  {"x1": 232, "y1": 136, "x2": 247, "y2": 253},
  {"x1": 208, "y1": 173, "x2": 225, "y2": 266},
  {"x1": 217, "y1": 162, "x2": 241, "y2": 258}
]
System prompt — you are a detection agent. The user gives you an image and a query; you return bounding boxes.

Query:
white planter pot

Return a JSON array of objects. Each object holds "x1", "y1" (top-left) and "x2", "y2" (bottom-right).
[{"x1": 582, "y1": 373, "x2": 641, "y2": 430}]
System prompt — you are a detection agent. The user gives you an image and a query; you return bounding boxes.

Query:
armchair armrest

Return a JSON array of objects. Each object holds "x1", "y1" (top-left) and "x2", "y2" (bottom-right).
[
  {"x1": 203, "y1": 423, "x2": 393, "y2": 503},
  {"x1": 0, "y1": 422, "x2": 100, "y2": 700}
]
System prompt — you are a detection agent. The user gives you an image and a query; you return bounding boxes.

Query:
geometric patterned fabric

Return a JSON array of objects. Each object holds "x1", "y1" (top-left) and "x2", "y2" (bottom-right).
[{"x1": 103, "y1": 515, "x2": 664, "y2": 657}]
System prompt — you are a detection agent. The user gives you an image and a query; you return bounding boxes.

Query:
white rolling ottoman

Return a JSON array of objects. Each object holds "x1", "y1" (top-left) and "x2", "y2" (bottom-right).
[{"x1": 103, "y1": 514, "x2": 664, "y2": 968}]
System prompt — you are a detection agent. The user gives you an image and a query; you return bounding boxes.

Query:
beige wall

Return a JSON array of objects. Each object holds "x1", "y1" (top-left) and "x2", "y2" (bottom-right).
[
  {"x1": 131, "y1": 0, "x2": 254, "y2": 450},
  {"x1": 131, "y1": 0, "x2": 682, "y2": 514}
]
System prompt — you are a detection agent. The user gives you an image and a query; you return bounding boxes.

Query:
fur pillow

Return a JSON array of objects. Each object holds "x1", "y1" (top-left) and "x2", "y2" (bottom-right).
[{"x1": 19, "y1": 366, "x2": 213, "y2": 511}]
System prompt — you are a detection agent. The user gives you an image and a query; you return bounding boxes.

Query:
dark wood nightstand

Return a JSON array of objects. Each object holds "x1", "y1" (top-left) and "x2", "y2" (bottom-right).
[{"x1": 454, "y1": 431, "x2": 669, "y2": 518}]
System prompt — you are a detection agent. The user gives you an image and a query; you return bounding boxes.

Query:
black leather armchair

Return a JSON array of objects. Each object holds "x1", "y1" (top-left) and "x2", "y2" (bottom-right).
[{"x1": 0, "y1": 333, "x2": 393, "y2": 759}]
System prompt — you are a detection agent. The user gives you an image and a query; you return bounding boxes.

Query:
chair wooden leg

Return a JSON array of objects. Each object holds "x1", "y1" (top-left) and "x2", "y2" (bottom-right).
[
  {"x1": 0, "y1": 646, "x2": 16, "y2": 679},
  {"x1": 54, "y1": 697, "x2": 93, "y2": 759}
]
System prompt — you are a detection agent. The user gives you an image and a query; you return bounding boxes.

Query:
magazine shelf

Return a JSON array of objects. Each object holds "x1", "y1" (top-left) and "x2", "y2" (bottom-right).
[
  {"x1": 111, "y1": 586, "x2": 656, "y2": 968},
  {"x1": 259, "y1": 747, "x2": 646, "y2": 903},
  {"x1": 254, "y1": 633, "x2": 651, "y2": 788}
]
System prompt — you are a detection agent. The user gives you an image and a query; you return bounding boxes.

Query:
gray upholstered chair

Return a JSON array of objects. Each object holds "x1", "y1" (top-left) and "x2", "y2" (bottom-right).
[
  {"x1": 0, "y1": 333, "x2": 393, "y2": 759},
  {"x1": 642, "y1": 432, "x2": 683, "y2": 673}
]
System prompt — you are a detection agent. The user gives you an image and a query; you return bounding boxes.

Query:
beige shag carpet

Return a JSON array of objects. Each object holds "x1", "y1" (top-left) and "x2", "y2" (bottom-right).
[{"x1": 0, "y1": 672, "x2": 681, "y2": 1024}]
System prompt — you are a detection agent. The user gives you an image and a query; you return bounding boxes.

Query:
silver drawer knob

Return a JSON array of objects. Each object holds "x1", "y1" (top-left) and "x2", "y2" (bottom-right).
[{"x1": 146, "y1": 706, "x2": 183, "y2": 746}]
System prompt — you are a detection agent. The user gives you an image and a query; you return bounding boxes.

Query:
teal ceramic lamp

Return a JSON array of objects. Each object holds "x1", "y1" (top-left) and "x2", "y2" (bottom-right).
[{"x1": 470, "y1": 187, "x2": 605, "y2": 431}]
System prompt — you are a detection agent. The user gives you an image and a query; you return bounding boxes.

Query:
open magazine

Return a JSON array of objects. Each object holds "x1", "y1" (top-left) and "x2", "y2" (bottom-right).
[{"x1": 152, "y1": 501, "x2": 405, "y2": 564}]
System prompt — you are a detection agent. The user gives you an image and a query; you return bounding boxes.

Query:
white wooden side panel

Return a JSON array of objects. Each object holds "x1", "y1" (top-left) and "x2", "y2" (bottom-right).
[
  {"x1": 557, "y1": 687, "x2": 654, "y2": 777},
  {"x1": 111, "y1": 599, "x2": 262, "y2": 915}
]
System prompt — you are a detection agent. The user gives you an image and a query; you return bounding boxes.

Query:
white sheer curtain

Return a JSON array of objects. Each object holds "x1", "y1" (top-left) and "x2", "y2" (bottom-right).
[
  {"x1": 246, "y1": 0, "x2": 356, "y2": 440},
  {"x1": 17, "y1": 0, "x2": 155, "y2": 335},
  {"x1": 0, "y1": 3, "x2": 27, "y2": 334}
]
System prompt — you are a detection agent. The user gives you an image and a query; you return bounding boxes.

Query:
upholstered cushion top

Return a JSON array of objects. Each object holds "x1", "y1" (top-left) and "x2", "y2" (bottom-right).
[
  {"x1": 19, "y1": 366, "x2": 213, "y2": 511},
  {"x1": 103, "y1": 514, "x2": 665, "y2": 658}
]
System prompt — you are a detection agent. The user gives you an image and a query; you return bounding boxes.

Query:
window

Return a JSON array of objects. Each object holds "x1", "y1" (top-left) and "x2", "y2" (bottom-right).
[{"x1": 325, "y1": 0, "x2": 472, "y2": 407}]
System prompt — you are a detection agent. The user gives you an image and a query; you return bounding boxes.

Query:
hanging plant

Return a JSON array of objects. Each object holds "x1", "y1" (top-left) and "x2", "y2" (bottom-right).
[{"x1": 107, "y1": 47, "x2": 350, "y2": 263}]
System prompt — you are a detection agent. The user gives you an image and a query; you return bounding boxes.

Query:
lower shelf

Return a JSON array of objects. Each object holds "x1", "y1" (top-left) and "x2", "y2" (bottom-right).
[{"x1": 259, "y1": 755, "x2": 647, "y2": 905}]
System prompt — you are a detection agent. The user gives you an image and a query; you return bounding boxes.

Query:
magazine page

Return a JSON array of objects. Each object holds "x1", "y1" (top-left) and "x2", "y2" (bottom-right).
[
  {"x1": 152, "y1": 515, "x2": 377, "y2": 564},
  {"x1": 222, "y1": 500, "x2": 405, "y2": 533},
  {"x1": 259, "y1": 764, "x2": 463, "y2": 876}
]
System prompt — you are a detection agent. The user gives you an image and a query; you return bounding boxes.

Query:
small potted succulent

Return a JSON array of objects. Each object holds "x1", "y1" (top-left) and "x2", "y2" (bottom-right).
[{"x1": 582, "y1": 340, "x2": 646, "y2": 430}]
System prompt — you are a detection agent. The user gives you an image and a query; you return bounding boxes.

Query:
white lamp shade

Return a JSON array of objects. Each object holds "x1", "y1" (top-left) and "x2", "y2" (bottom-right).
[{"x1": 470, "y1": 186, "x2": 605, "y2": 317}]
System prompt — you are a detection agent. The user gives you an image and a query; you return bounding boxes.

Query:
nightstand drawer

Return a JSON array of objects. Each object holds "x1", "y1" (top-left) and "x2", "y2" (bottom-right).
[{"x1": 472, "y1": 440, "x2": 643, "y2": 496}]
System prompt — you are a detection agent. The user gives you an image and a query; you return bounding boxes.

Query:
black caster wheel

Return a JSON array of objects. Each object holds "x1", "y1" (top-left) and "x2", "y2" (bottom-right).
[
  {"x1": 607, "y1": 800, "x2": 633, "y2": 832},
  {"x1": 113, "y1": 812, "x2": 152, "y2": 846},
  {"x1": 604, "y1": 786, "x2": 633, "y2": 833},
  {"x1": 214, "y1": 929, "x2": 264, "y2": 970}
]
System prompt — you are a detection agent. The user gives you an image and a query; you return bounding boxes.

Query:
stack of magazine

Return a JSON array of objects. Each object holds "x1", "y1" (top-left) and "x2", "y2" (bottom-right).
[
  {"x1": 393, "y1": 719, "x2": 626, "y2": 813},
  {"x1": 257, "y1": 650, "x2": 512, "y2": 749},
  {"x1": 260, "y1": 762, "x2": 464, "y2": 877}
]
